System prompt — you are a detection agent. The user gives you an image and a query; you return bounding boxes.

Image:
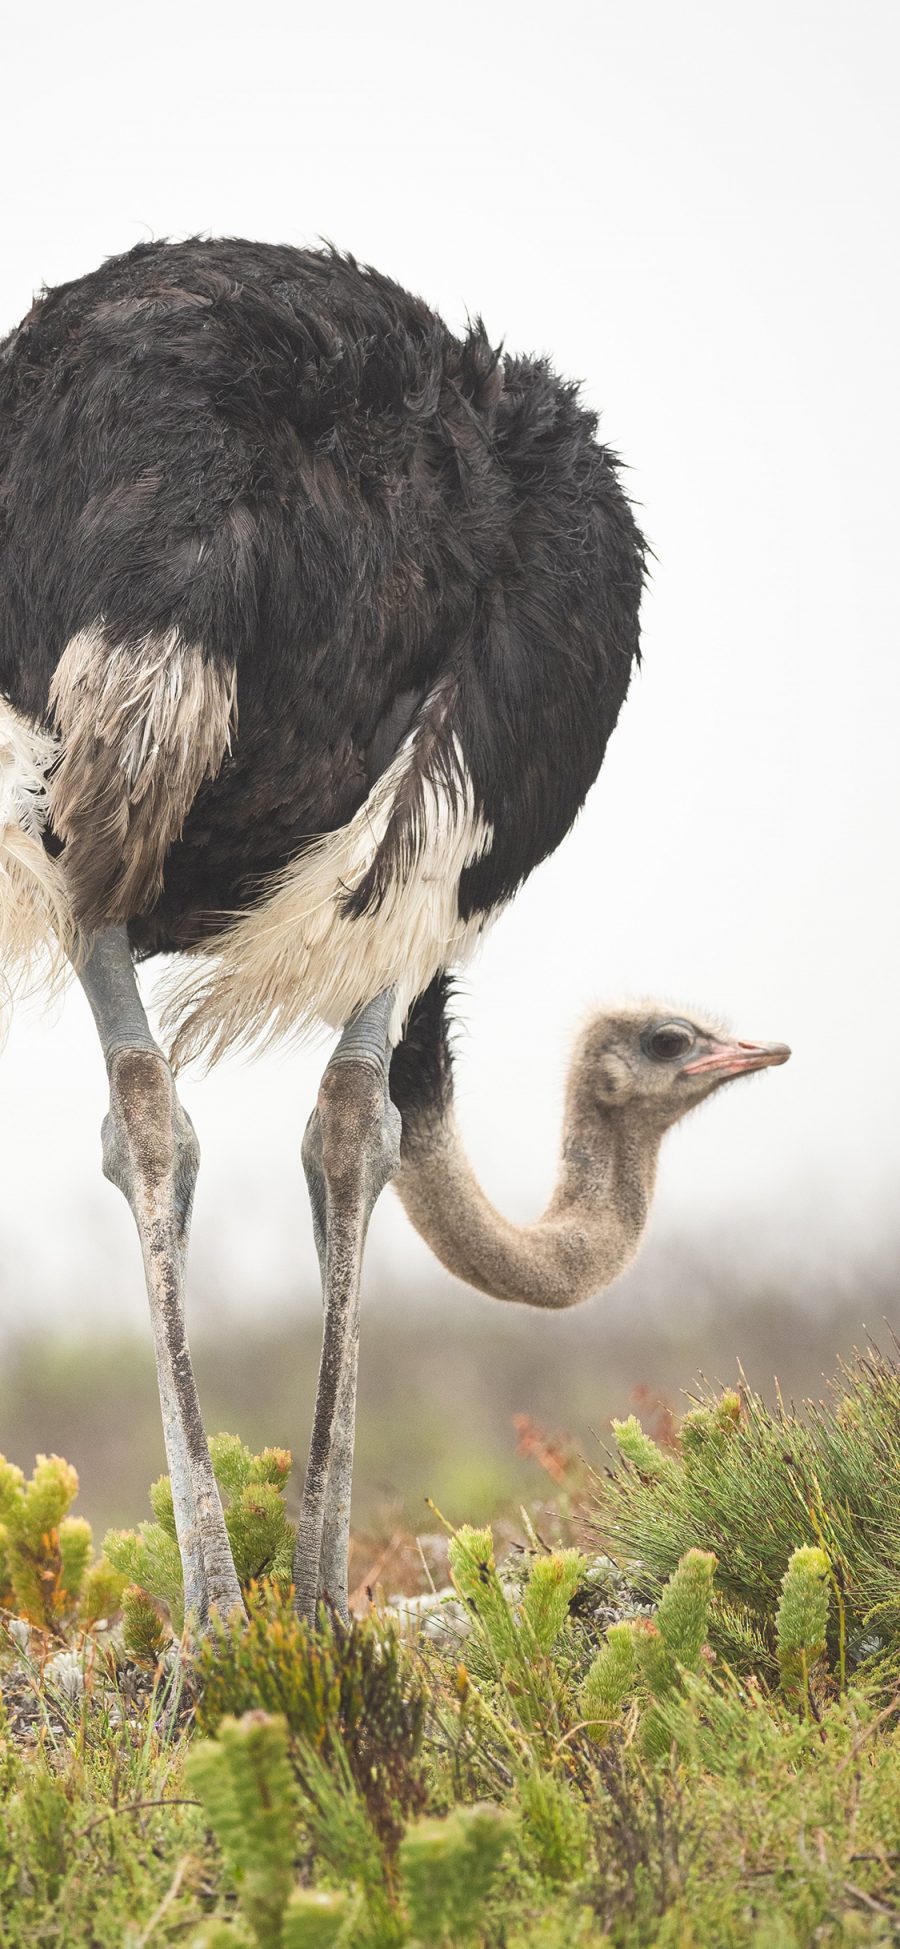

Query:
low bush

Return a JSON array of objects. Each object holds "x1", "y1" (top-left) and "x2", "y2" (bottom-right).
[
  {"x1": 594, "y1": 1347, "x2": 900, "y2": 1684},
  {"x1": 0, "y1": 1450, "x2": 125, "y2": 1635},
  {"x1": 104, "y1": 1433, "x2": 295, "y2": 1644}
]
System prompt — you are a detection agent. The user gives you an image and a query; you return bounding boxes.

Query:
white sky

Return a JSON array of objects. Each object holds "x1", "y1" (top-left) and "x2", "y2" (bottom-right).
[{"x1": 1, "y1": 0, "x2": 898, "y2": 1330}]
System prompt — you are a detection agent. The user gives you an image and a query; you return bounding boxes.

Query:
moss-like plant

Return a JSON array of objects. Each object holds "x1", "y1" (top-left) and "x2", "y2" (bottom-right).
[
  {"x1": 446, "y1": 1524, "x2": 715, "y2": 1774},
  {"x1": 776, "y1": 1544, "x2": 831, "y2": 1708},
  {"x1": 448, "y1": 1527, "x2": 521, "y2": 1667},
  {"x1": 400, "y1": 1803, "x2": 514, "y2": 1943},
  {"x1": 449, "y1": 1530, "x2": 584, "y2": 1668},
  {"x1": 103, "y1": 1506, "x2": 183, "y2": 1638},
  {"x1": 580, "y1": 1620, "x2": 637, "y2": 1741},
  {"x1": 519, "y1": 1549, "x2": 586, "y2": 1655},
  {"x1": 679, "y1": 1387, "x2": 742, "y2": 1457},
  {"x1": 609, "y1": 1414, "x2": 679, "y2": 1485},
  {"x1": 187, "y1": 1713, "x2": 298, "y2": 1949},
  {"x1": 515, "y1": 1767, "x2": 589, "y2": 1886},
  {"x1": 121, "y1": 1585, "x2": 171, "y2": 1662},
  {"x1": 579, "y1": 1549, "x2": 716, "y2": 1762},
  {"x1": 447, "y1": 1528, "x2": 589, "y2": 1757},
  {"x1": 9, "y1": 1362, "x2": 900, "y2": 1948},
  {"x1": 633, "y1": 1549, "x2": 716, "y2": 1759},
  {"x1": 651, "y1": 1545, "x2": 717, "y2": 1677}
]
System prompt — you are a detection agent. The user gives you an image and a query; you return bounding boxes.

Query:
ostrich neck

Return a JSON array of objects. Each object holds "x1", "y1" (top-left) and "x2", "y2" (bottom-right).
[{"x1": 394, "y1": 1106, "x2": 661, "y2": 1310}]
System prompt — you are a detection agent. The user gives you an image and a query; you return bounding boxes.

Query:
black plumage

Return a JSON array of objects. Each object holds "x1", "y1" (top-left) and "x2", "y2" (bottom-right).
[{"x1": 0, "y1": 236, "x2": 645, "y2": 1028}]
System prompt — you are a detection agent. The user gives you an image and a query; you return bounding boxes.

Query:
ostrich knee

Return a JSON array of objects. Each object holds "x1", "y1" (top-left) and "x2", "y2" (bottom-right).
[
  {"x1": 316, "y1": 1057, "x2": 401, "y2": 1215},
  {"x1": 102, "y1": 1048, "x2": 200, "y2": 1251}
]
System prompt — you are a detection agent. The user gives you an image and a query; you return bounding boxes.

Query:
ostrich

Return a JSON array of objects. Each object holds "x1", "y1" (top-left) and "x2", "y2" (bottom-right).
[{"x1": 0, "y1": 239, "x2": 789, "y2": 1627}]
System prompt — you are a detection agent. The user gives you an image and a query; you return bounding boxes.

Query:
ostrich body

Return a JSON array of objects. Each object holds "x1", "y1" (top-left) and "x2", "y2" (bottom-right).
[{"x1": 0, "y1": 239, "x2": 789, "y2": 1625}]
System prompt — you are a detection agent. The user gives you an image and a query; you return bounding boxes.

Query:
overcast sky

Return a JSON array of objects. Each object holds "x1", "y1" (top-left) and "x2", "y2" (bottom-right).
[{"x1": 1, "y1": 0, "x2": 897, "y2": 1332}]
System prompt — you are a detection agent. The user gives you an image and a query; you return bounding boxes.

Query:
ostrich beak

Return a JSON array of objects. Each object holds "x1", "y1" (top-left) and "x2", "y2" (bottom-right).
[{"x1": 682, "y1": 1037, "x2": 792, "y2": 1079}]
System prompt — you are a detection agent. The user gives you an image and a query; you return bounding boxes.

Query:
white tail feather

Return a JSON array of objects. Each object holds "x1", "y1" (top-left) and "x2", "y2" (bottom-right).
[
  {"x1": 160, "y1": 730, "x2": 495, "y2": 1069},
  {"x1": 0, "y1": 698, "x2": 73, "y2": 1026}
]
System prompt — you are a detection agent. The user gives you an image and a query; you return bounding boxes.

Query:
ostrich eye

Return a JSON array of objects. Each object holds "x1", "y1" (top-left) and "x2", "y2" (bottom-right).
[{"x1": 643, "y1": 1022, "x2": 695, "y2": 1062}]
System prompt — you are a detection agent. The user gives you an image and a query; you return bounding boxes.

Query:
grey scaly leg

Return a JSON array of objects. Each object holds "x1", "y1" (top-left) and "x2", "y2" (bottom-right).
[
  {"x1": 295, "y1": 990, "x2": 400, "y2": 1623},
  {"x1": 299, "y1": 1111, "x2": 352, "y2": 1607},
  {"x1": 78, "y1": 928, "x2": 244, "y2": 1627}
]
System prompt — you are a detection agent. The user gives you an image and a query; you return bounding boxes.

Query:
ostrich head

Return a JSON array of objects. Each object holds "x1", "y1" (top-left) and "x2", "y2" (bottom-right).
[
  {"x1": 393, "y1": 988, "x2": 792, "y2": 1311},
  {"x1": 566, "y1": 1004, "x2": 791, "y2": 1135}
]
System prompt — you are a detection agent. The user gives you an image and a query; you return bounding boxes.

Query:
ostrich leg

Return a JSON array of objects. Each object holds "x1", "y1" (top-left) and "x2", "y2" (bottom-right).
[
  {"x1": 295, "y1": 990, "x2": 400, "y2": 1622},
  {"x1": 78, "y1": 928, "x2": 243, "y2": 1626}
]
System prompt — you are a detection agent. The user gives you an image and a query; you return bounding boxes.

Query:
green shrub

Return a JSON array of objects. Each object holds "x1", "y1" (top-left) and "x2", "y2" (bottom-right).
[
  {"x1": 400, "y1": 1803, "x2": 514, "y2": 1944},
  {"x1": 520, "y1": 1550, "x2": 586, "y2": 1654},
  {"x1": 122, "y1": 1584, "x2": 171, "y2": 1661},
  {"x1": 610, "y1": 1414, "x2": 678, "y2": 1485},
  {"x1": 188, "y1": 1711, "x2": 512, "y2": 1949},
  {"x1": 187, "y1": 1713, "x2": 298, "y2": 1949},
  {"x1": 194, "y1": 1588, "x2": 427, "y2": 1857},
  {"x1": 580, "y1": 1621, "x2": 636, "y2": 1741},
  {"x1": 776, "y1": 1545, "x2": 831, "y2": 1706},
  {"x1": 593, "y1": 1351, "x2": 900, "y2": 1681},
  {"x1": 104, "y1": 1434, "x2": 294, "y2": 1642},
  {"x1": 0, "y1": 1451, "x2": 125, "y2": 1634},
  {"x1": 446, "y1": 1529, "x2": 586, "y2": 1741},
  {"x1": 516, "y1": 1768, "x2": 588, "y2": 1886}
]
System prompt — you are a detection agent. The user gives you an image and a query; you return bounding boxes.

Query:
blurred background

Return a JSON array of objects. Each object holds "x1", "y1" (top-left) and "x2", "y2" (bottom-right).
[{"x1": 1, "y1": 1, "x2": 897, "y2": 1548}]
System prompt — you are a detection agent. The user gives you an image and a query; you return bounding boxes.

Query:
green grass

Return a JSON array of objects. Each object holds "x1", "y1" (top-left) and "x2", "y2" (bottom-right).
[{"x1": 4, "y1": 1344, "x2": 900, "y2": 1945}]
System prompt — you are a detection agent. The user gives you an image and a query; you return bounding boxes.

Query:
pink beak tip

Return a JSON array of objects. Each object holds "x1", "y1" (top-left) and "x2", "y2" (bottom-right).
[
  {"x1": 683, "y1": 1037, "x2": 792, "y2": 1078},
  {"x1": 743, "y1": 1039, "x2": 792, "y2": 1069}
]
